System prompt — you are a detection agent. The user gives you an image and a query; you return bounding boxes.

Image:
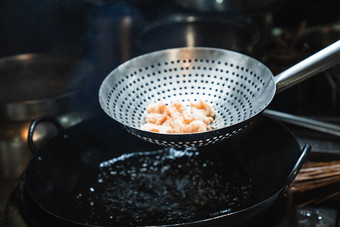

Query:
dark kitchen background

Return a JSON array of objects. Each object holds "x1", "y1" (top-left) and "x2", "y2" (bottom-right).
[
  {"x1": 1, "y1": 0, "x2": 340, "y2": 226},
  {"x1": 1, "y1": 0, "x2": 340, "y2": 114}
]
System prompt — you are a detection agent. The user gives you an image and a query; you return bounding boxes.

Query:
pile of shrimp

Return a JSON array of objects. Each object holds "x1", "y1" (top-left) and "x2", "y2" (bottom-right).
[{"x1": 141, "y1": 100, "x2": 215, "y2": 133}]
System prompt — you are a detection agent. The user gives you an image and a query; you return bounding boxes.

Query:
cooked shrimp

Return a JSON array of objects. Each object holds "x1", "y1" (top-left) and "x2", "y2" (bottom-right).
[
  {"x1": 146, "y1": 113, "x2": 168, "y2": 125},
  {"x1": 191, "y1": 100, "x2": 215, "y2": 118},
  {"x1": 141, "y1": 100, "x2": 216, "y2": 134},
  {"x1": 183, "y1": 120, "x2": 208, "y2": 133},
  {"x1": 146, "y1": 101, "x2": 168, "y2": 114},
  {"x1": 140, "y1": 123, "x2": 173, "y2": 133}
]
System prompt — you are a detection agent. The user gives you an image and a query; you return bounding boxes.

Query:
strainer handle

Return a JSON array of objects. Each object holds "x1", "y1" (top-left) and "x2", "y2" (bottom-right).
[{"x1": 274, "y1": 40, "x2": 340, "y2": 93}]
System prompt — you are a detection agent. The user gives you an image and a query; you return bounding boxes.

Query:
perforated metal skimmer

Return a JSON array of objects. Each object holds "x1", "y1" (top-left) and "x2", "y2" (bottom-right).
[{"x1": 99, "y1": 41, "x2": 340, "y2": 148}]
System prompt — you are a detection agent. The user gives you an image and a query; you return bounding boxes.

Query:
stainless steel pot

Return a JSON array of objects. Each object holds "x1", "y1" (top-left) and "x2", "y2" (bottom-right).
[
  {"x1": 175, "y1": 0, "x2": 287, "y2": 13},
  {"x1": 0, "y1": 53, "x2": 93, "y2": 121},
  {"x1": 140, "y1": 14, "x2": 262, "y2": 56},
  {"x1": 0, "y1": 53, "x2": 94, "y2": 178}
]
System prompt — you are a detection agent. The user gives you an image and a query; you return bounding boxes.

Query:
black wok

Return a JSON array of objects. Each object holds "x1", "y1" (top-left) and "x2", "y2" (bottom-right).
[{"x1": 24, "y1": 113, "x2": 310, "y2": 226}]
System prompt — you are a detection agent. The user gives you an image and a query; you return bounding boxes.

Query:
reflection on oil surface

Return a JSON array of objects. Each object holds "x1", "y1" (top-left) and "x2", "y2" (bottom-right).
[{"x1": 73, "y1": 147, "x2": 254, "y2": 226}]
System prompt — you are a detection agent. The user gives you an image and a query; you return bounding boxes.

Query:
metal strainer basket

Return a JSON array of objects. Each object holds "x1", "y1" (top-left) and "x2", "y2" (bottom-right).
[{"x1": 99, "y1": 41, "x2": 340, "y2": 148}]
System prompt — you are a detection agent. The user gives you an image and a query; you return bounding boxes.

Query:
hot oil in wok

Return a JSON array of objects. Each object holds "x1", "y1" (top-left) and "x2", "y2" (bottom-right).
[{"x1": 73, "y1": 147, "x2": 254, "y2": 226}]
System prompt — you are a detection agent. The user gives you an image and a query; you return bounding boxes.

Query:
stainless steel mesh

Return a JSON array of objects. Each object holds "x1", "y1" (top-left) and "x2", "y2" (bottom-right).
[
  {"x1": 99, "y1": 47, "x2": 275, "y2": 147},
  {"x1": 99, "y1": 41, "x2": 340, "y2": 148}
]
